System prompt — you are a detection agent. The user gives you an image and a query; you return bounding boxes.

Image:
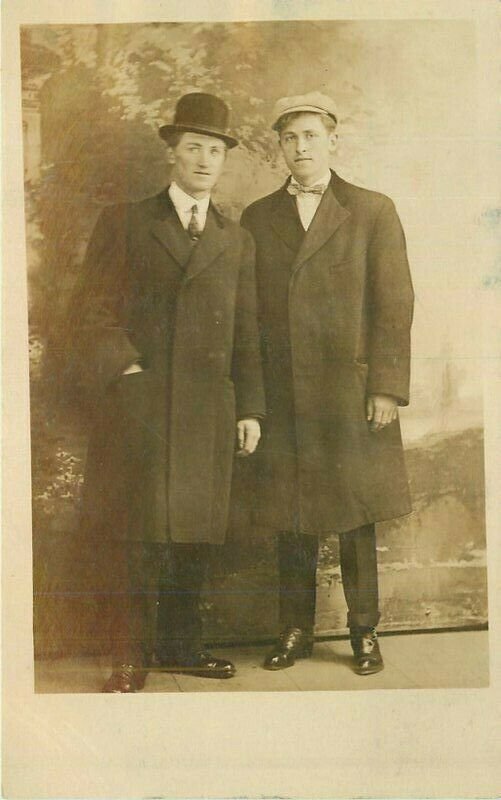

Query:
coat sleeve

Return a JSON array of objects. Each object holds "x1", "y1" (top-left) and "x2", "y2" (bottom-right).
[
  {"x1": 63, "y1": 205, "x2": 140, "y2": 406},
  {"x1": 231, "y1": 227, "x2": 266, "y2": 419},
  {"x1": 366, "y1": 197, "x2": 414, "y2": 405}
]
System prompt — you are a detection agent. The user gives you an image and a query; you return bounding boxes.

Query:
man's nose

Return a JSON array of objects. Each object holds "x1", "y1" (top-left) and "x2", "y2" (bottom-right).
[
  {"x1": 197, "y1": 150, "x2": 209, "y2": 166},
  {"x1": 295, "y1": 137, "x2": 308, "y2": 153}
]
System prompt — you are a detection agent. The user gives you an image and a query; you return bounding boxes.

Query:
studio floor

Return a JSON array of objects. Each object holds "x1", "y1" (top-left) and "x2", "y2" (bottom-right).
[{"x1": 34, "y1": 629, "x2": 489, "y2": 693}]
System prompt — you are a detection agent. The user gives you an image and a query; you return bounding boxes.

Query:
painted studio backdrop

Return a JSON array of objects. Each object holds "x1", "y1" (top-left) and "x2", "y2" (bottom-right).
[{"x1": 22, "y1": 20, "x2": 487, "y2": 658}]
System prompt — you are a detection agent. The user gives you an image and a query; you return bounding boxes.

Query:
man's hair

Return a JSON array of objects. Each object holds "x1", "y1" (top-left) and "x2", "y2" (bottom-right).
[
  {"x1": 275, "y1": 111, "x2": 337, "y2": 136},
  {"x1": 164, "y1": 131, "x2": 183, "y2": 148},
  {"x1": 164, "y1": 130, "x2": 228, "y2": 149}
]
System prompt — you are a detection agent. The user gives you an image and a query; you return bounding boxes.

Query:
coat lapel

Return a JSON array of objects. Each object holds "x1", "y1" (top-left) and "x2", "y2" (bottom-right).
[
  {"x1": 185, "y1": 204, "x2": 229, "y2": 281},
  {"x1": 149, "y1": 188, "x2": 193, "y2": 268},
  {"x1": 270, "y1": 186, "x2": 306, "y2": 254},
  {"x1": 291, "y1": 176, "x2": 350, "y2": 274}
]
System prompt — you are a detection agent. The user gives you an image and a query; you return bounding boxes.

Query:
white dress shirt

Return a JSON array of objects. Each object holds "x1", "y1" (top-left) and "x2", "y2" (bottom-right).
[
  {"x1": 168, "y1": 181, "x2": 211, "y2": 232},
  {"x1": 292, "y1": 169, "x2": 332, "y2": 231}
]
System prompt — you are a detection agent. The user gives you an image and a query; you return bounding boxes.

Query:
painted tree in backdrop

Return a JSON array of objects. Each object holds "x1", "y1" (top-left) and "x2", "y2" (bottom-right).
[{"x1": 22, "y1": 22, "x2": 371, "y2": 655}]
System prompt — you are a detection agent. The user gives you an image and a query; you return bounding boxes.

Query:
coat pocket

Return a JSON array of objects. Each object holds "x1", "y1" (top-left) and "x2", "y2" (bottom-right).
[
  {"x1": 116, "y1": 368, "x2": 155, "y2": 421},
  {"x1": 117, "y1": 367, "x2": 151, "y2": 391}
]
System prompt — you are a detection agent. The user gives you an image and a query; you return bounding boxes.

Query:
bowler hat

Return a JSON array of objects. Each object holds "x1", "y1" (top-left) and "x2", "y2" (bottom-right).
[
  {"x1": 159, "y1": 92, "x2": 238, "y2": 149},
  {"x1": 271, "y1": 91, "x2": 338, "y2": 131}
]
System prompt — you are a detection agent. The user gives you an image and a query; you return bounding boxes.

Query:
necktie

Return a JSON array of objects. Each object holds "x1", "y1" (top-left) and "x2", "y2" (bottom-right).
[
  {"x1": 188, "y1": 204, "x2": 201, "y2": 242},
  {"x1": 287, "y1": 182, "x2": 327, "y2": 196}
]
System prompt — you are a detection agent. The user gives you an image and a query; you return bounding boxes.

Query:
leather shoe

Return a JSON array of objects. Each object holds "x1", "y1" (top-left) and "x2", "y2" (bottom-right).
[
  {"x1": 102, "y1": 664, "x2": 147, "y2": 693},
  {"x1": 263, "y1": 627, "x2": 314, "y2": 671},
  {"x1": 350, "y1": 628, "x2": 384, "y2": 675},
  {"x1": 155, "y1": 650, "x2": 236, "y2": 679}
]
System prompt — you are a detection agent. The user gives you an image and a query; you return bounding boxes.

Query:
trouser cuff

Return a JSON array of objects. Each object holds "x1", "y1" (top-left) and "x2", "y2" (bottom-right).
[
  {"x1": 156, "y1": 638, "x2": 203, "y2": 660},
  {"x1": 112, "y1": 645, "x2": 147, "y2": 669},
  {"x1": 347, "y1": 610, "x2": 380, "y2": 630},
  {"x1": 279, "y1": 622, "x2": 314, "y2": 637}
]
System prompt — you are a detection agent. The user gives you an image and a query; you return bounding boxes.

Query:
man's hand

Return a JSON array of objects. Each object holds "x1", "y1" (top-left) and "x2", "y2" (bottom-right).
[
  {"x1": 366, "y1": 394, "x2": 398, "y2": 432},
  {"x1": 236, "y1": 418, "x2": 261, "y2": 456},
  {"x1": 122, "y1": 362, "x2": 143, "y2": 375}
]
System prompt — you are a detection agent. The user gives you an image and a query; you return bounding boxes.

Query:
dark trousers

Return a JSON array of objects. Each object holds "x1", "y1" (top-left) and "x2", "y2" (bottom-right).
[
  {"x1": 109, "y1": 541, "x2": 208, "y2": 667},
  {"x1": 156, "y1": 543, "x2": 209, "y2": 660},
  {"x1": 278, "y1": 524, "x2": 380, "y2": 634}
]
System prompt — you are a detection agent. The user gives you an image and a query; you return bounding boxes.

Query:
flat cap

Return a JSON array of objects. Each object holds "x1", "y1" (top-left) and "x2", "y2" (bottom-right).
[{"x1": 271, "y1": 91, "x2": 338, "y2": 130}]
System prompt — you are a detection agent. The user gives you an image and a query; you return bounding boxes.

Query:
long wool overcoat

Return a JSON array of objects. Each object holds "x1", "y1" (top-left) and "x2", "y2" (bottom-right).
[
  {"x1": 241, "y1": 170, "x2": 414, "y2": 535},
  {"x1": 65, "y1": 188, "x2": 265, "y2": 545}
]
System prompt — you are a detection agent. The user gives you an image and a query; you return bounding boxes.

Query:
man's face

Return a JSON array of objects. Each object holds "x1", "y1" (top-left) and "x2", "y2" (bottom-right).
[
  {"x1": 169, "y1": 132, "x2": 227, "y2": 198},
  {"x1": 279, "y1": 113, "x2": 337, "y2": 186}
]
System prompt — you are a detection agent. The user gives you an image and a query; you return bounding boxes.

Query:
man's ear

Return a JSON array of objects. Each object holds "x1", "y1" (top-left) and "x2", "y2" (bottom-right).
[
  {"x1": 328, "y1": 132, "x2": 339, "y2": 154},
  {"x1": 166, "y1": 146, "x2": 176, "y2": 165}
]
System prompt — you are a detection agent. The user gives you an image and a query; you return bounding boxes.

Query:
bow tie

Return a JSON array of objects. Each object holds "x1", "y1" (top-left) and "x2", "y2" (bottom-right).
[{"x1": 287, "y1": 181, "x2": 328, "y2": 196}]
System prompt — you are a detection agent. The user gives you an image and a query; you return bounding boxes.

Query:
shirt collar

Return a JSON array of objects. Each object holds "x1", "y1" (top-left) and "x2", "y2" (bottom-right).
[
  {"x1": 169, "y1": 181, "x2": 211, "y2": 214},
  {"x1": 290, "y1": 169, "x2": 332, "y2": 191}
]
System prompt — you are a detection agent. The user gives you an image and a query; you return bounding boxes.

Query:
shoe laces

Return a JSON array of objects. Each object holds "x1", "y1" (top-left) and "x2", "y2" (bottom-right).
[{"x1": 116, "y1": 664, "x2": 137, "y2": 676}]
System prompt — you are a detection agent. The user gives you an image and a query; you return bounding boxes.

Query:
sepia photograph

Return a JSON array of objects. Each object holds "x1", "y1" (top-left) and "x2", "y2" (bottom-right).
[
  {"x1": 21, "y1": 18, "x2": 490, "y2": 694},
  {"x1": 3, "y1": 2, "x2": 500, "y2": 798}
]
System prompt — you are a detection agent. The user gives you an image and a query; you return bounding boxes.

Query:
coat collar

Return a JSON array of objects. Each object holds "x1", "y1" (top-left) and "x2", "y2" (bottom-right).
[
  {"x1": 270, "y1": 171, "x2": 351, "y2": 273},
  {"x1": 149, "y1": 188, "x2": 228, "y2": 278},
  {"x1": 149, "y1": 188, "x2": 192, "y2": 267}
]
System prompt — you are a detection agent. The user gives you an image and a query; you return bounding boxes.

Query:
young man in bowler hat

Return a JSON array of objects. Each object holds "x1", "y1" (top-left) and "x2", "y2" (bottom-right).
[
  {"x1": 241, "y1": 92, "x2": 414, "y2": 675},
  {"x1": 66, "y1": 93, "x2": 264, "y2": 691}
]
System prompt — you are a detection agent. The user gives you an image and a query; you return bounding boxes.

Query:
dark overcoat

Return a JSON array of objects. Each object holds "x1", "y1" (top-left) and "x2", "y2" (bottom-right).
[
  {"x1": 241, "y1": 171, "x2": 414, "y2": 535},
  {"x1": 65, "y1": 188, "x2": 265, "y2": 544}
]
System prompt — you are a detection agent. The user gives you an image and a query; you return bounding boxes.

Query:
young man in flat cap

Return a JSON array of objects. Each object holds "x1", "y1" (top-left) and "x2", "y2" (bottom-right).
[
  {"x1": 66, "y1": 93, "x2": 264, "y2": 691},
  {"x1": 241, "y1": 91, "x2": 414, "y2": 675}
]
